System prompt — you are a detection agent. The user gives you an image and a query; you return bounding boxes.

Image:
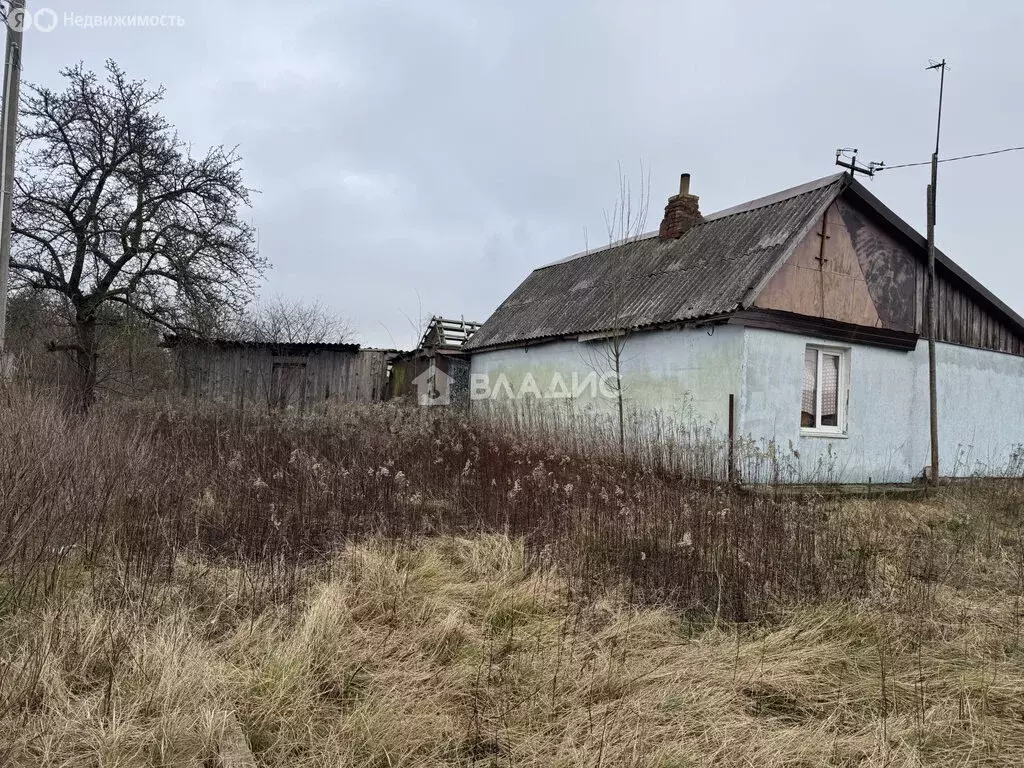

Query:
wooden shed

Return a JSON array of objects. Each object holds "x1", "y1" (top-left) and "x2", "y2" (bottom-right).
[
  {"x1": 164, "y1": 336, "x2": 395, "y2": 409},
  {"x1": 388, "y1": 316, "x2": 480, "y2": 406}
]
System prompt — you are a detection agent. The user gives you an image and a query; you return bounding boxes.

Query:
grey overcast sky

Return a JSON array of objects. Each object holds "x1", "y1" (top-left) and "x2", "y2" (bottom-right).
[{"x1": 18, "y1": 0, "x2": 1024, "y2": 348}]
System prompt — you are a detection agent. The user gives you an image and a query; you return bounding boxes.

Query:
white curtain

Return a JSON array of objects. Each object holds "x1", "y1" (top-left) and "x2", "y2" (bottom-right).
[
  {"x1": 820, "y1": 353, "x2": 839, "y2": 424},
  {"x1": 801, "y1": 349, "x2": 817, "y2": 425}
]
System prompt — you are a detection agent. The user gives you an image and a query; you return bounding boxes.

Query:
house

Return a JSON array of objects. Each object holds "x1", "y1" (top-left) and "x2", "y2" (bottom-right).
[
  {"x1": 164, "y1": 335, "x2": 396, "y2": 409},
  {"x1": 466, "y1": 172, "x2": 1024, "y2": 483},
  {"x1": 388, "y1": 316, "x2": 481, "y2": 406}
]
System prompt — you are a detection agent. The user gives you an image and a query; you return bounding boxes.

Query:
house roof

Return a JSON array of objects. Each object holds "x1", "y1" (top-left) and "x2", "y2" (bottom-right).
[
  {"x1": 467, "y1": 173, "x2": 844, "y2": 350},
  {"x1": 467, "y1": 172, "x2": 1024, "y2": 350}
]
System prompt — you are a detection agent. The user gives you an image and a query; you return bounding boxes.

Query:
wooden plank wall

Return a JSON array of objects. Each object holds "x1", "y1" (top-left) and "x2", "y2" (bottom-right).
[
  {"x1": 173, "y1": 346, "x2": 393, "y2": 408},
  {"x1": 925, "y1": 270, "x2": 1024, "y2": 356}
]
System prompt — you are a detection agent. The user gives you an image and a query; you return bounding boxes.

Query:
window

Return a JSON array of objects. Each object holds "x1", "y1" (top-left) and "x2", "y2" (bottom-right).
[{"x1": 801, "y1": 346, "x2": 848, "y2": 434}]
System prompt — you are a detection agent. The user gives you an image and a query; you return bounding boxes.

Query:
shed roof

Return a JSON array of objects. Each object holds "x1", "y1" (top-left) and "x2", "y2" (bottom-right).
[
  {"x1": 162, "y1": 335, "x2": 361, "y2": 355},
  {"x1": 467, "y1": 173, "x2": 1024, "y2": 350}
]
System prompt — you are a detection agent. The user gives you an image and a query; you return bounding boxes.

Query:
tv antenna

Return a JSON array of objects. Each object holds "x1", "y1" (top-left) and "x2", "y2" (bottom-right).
[{"x1": 835, "y1": 148, "x2": 883, "y2": 179}]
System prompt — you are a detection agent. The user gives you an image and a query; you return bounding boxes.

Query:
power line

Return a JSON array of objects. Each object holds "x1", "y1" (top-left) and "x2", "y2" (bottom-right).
[{"x1": 878, "y1": 144, "x2": 1024, "y2": 171}]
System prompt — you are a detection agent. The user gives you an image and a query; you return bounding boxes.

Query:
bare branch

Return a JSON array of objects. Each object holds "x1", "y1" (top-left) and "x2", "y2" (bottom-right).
[
  {"x1": 580, "y1": 163, "x2": 652, "y2": 452},
  {"x1": 229, "y1": 296, "x2": 355, "y2": 345},
  {"x1": 9, "y1": 60, "x2": 266, "y2": 407}
]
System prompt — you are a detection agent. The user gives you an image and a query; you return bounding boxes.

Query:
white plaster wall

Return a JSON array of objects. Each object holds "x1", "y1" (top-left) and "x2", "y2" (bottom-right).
[
  {"x1": 928, "y1": 342, "x2": 1024, "y2": 476},
  {"x1": 741, "y1": 328, "x2": 1024, "y2": 482},
  {"x1": 469, "y1": 325, "x2": 1024, "y2": 483},
  {"x1": 469, "y1": 325, "x2": 744, "y2": 430},
  {"x1": 741, "y1": 328, "x2": 918, "y2": 482}
]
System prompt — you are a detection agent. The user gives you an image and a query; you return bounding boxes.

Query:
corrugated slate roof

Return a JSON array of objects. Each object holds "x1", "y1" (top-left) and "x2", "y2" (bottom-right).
[
  {"x1": 467, "y1": 173, "x2": 846, "y2": 350},
  {"x1": 162, "y1": 335, "x2": 361, "y2": 355}
]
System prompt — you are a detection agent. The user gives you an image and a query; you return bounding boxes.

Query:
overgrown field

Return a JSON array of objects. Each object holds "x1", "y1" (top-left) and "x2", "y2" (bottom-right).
[{"x1": 2, "y1": 398, "x2": 1024, "y2": 766}]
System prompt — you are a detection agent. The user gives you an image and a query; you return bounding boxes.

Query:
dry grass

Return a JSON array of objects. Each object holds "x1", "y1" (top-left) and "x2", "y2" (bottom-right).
[
  {"x1": 3, "y1": 530, "x2": 1024, "y2": 767},
  {"x1": 1, "y1": 395, "x2": 1024, "y2": 765}
]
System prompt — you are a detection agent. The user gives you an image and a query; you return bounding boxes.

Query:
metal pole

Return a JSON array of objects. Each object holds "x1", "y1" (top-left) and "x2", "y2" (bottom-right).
[
  {"x1": 0, "y1": 0, "x2": 25, "y2": 372},
  {"x1": 926, "y1": 59, "x2": 946, "y2": 484}
]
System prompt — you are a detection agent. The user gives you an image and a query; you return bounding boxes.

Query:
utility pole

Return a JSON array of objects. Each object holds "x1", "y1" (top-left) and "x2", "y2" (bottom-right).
[
  {"x1": 926, "y1": 59, "x2": 947, "y2": 484},
  {"x1": 0, "y1": 0, "x2": 25, "y2": 374}
]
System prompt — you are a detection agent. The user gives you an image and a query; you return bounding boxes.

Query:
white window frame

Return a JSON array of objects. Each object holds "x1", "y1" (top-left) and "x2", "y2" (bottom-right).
[{"x1": 800, "y1": 345, "x2": 850, "y2": 437}]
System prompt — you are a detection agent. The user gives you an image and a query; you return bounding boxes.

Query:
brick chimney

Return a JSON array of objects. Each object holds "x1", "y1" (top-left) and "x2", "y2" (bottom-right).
[{"x1": 658, "y1": 173, "x2": 703, "y2": 239}]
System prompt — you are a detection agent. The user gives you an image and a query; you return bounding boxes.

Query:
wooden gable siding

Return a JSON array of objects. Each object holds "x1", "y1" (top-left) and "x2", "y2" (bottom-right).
[
  {"x1": 753, "y1": 200, "x2": 884, "y2": 328},
  {"x1": 753, "y1": 194, "x2": 1024, "y2": 355},
  {"x1": 174, "y1": 346, "x2": 392, "y2": 408}
]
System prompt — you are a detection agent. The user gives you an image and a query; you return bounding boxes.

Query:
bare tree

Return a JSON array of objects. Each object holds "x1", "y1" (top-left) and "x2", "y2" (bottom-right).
[
  {"x1": 581, "y1": 165, "x2": 650, "y2": 453},
  {"x1": 237, "y1": 295, "x2": 354, "y2": 344},
  {"x1": 9, "y1": 61, "x2": 265, "y2": 409}
]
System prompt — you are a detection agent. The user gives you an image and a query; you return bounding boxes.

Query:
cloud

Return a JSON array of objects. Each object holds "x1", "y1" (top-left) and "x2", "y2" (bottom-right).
[{"x1": 17, "y1": 0, "x2": 1024, "y2": 346}]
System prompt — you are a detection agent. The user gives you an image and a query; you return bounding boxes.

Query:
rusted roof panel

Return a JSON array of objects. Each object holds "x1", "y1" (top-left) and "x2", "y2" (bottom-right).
[{"x1": 468, "y1": 174, "x2": 846, "y2": 350}]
